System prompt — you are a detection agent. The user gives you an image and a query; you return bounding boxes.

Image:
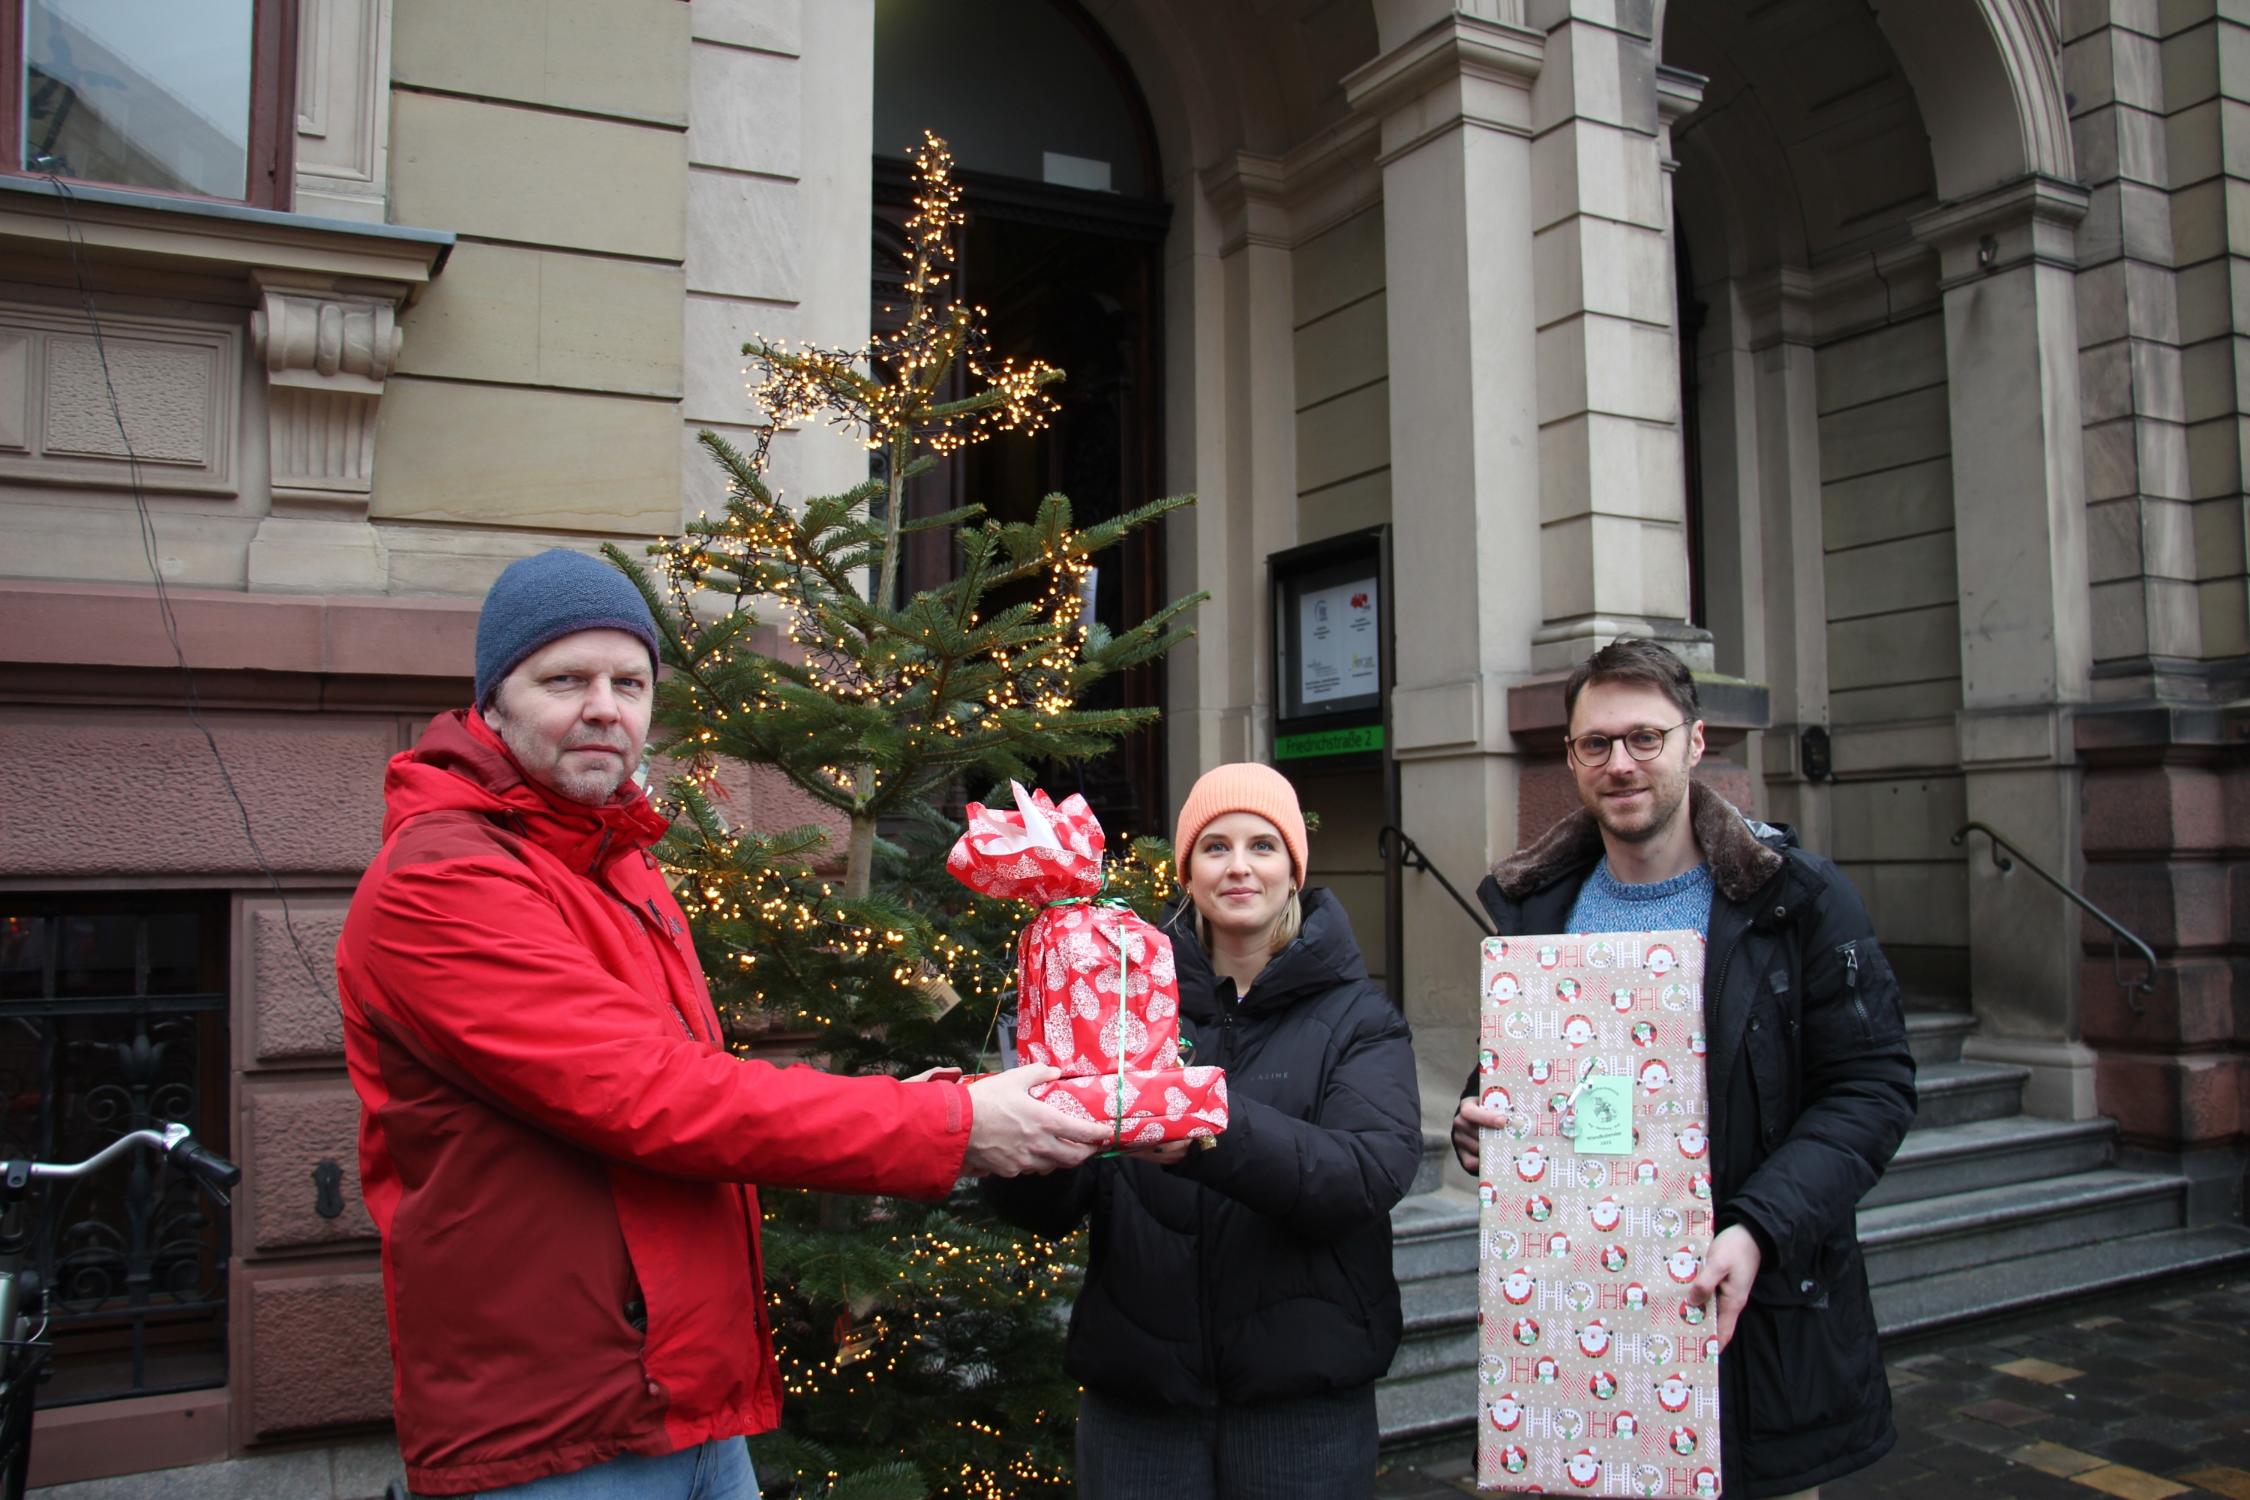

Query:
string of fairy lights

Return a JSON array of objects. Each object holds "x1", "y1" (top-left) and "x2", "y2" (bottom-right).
[{"x1": 670, "y1": 838, "x2": 1176, "y2": 1024}]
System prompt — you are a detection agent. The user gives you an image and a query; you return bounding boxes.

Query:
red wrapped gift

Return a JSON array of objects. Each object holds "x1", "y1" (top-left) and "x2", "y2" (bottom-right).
[
  {"x1": 1040, "y1": 1066, "x2": 1230, "y2": 1146},
  {"x1": 947, "y1": 783, "x2": 1229, "y2": 1146}
]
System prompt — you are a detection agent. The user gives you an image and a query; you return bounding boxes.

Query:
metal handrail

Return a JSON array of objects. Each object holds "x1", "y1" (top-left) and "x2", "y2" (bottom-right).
[
  {"x1": 1378, "y1": 826, "x2": 1498, "y2": 938},
  {"x1": 1951, "y1": 821, "x2": 2156, "y2": 1015}
]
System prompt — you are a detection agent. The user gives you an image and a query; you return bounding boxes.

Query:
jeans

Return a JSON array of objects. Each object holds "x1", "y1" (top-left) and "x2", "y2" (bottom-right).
[
  {"x1": 469, "y1": 1437, "x2": 759, "y2": 1499},
  {"x1": 1074, "y1": 1384, "x2": 1378, "y2": 1500}
]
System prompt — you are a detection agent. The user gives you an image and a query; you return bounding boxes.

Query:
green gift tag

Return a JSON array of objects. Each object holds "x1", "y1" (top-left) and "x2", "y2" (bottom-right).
[{"x1": 1573, "y1": 1075, "x2": 1633, "y2": 1155}]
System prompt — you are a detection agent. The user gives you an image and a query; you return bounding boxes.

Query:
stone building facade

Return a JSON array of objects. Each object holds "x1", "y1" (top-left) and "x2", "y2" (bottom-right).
[{"x1": 0, "y1": 0, "x2": 2245, "y2": 1488}]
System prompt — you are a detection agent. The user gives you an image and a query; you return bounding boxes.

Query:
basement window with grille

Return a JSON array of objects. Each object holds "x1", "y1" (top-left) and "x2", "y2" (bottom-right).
[{"x1": 0, "y1": 895, "x2": 231, "y2": 1407}]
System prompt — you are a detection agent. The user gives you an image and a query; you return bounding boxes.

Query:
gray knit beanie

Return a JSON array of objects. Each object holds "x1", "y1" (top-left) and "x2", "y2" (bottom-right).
[{"x1": 474, "y1": 549, "x2": 661, "y2": 708}]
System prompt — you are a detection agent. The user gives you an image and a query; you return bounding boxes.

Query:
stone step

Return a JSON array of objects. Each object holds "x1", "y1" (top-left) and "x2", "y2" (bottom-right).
[
  {"x1": 1406, "y1": 1129, "x2": 1448, "y2": 1197},
  {"x1": 1911, "y1": 1059, "x2": 2031, "y2": 1127},
  {"x1": 1861, "y1": 1114, "x2": 2117, "y2": 1209},
  {"x1": 1391, "y1": 1187, "x2": 1479, "y2": 1283},
  {"x1": 1858, "y1": 1169, "x2": 2185, "y2": 1286},
  {"x1": 1904, "y1": 1009, "x2": 1976, "y2": 1067},
  {"x1": 1374, "y1": 1217, "x2": 2250, "y2": 1451},
  {"x1": 1871, "y1": 1223, "x2": 2250, "y2": 1338},
  {"x1": 1375, "y1": 1164, "x2": 2239, "y2": 1452},
  {"x1": 1383, "y1": 1309, "x2": 1476, "y2": 1382},
  {"x1": 1376, "y1": 1361, "x2": 1488, "y2": 1449},
  {"x1": 1399, "y1": 1270, "x2": 1477, "y2": 1332}
]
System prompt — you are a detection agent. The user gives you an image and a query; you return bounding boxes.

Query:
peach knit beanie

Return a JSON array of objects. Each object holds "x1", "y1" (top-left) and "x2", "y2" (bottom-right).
[{"x1": 1173, "y1": 762, "x2": 1309, "y2": 886}]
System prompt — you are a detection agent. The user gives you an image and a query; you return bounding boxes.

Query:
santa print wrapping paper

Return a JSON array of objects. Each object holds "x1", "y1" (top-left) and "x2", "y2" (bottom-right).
[
  {"x1": 946, "y1": 783, "x2": 1228, "y2": 1145},
  {"x1": 1477, "y1": 930, "x2": 1722, "y2": 1498}
]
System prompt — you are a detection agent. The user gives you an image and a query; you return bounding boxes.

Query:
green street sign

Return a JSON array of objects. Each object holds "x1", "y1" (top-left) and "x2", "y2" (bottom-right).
[{"x1": 1274, "y1": 724, "x2": 1384, "y2": 760}]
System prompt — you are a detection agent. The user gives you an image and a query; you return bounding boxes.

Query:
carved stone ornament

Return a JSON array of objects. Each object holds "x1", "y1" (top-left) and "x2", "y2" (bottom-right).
[{"x1": 246, "y1": 283, "x2": 409, "y2": 590}]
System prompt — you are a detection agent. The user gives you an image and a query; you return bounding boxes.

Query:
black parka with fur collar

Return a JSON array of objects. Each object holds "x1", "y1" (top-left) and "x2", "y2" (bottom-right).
[
  {"x1": 1465, "y1": 784, "x2": 1918, "y2": 1499},
  {"x1": 986, "y1": 887, "x2": 1422, "y2": 1408}
]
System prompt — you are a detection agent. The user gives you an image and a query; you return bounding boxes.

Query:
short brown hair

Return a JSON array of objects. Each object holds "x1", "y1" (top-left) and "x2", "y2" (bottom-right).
[{"x1": 1563, "y1": 639, "x2": 1699, "y2": 730}]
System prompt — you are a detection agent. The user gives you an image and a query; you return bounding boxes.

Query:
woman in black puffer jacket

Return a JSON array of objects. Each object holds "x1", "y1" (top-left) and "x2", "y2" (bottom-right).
[{"x1": 985, "y1": 763, "x2": 1422, "y2": 1500}]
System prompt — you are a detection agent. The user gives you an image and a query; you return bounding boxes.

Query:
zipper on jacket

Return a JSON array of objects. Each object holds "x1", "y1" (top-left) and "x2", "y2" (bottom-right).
[
  {"x1": 607, "y1": 891, "x2": 699, "y2": 1043},
  {"x1": 1842, "y1": 941, "x2": 1873, "y2": 1046}
]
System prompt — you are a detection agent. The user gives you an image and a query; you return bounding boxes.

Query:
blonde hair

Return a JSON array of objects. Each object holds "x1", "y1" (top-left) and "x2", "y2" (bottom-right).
[{"x1": 1192, "y1": 885, "x2": 1303, "y2": 958}]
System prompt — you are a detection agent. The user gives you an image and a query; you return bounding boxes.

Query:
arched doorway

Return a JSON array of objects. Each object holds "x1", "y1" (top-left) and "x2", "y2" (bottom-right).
[
  {"x1": 1664, "y1": 0, "x2": 1962, "y2": 1003},
  {"x1": 872, "y1": 0, "x2": 1171, "y2": 838}
]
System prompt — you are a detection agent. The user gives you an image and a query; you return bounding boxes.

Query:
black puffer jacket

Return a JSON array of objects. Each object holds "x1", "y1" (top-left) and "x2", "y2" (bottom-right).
[
  {"x1": 986, "y1": 887, "x2": 1422, "y2": 1406},
  {"x1": 1464, "y1": 785, "x2": 1917, "y2": 1499}
]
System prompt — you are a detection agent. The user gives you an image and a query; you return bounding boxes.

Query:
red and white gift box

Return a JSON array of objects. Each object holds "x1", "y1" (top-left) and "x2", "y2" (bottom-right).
[
  {"x1": 1038, "y1": 1067, "x2": 1230, "y2": 1144},
  {"x1": 1477, "y1": 929, "x2": 1723, "y2": 1497},
  {"x1": 947, "y1": 784, "x2": 1228, "y2": 1145}
]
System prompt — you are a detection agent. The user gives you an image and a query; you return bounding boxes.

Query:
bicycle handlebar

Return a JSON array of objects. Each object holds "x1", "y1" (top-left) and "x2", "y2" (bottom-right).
[
  {"x1": 167, "y1": 1139, "x2": 241, "y2": 1191},
  {"x1": 0, "y1": 1124, "x2": 239, "y2": 1194}
]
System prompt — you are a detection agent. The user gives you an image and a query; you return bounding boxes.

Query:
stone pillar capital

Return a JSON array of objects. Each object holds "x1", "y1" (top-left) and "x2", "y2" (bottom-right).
[
  {"x1": 1344, "y1": 10, "x2": 1544, "y2": 157},
  {"x1": 1733, "y1": 266, "x2": 1819, "y2": 351},
  {"x1": 1200, "y1": 152, "x2": 1293, "y2": 258},
  {"x1": 1655, "y1": 64, "x2": 1705, "y2": 126},
  {"x1": 1909, "y1": 174, "x2": 2090, "y2": 286},
  {"x1": 1655, "y1": 62, "x2": 1705, "y2": 175}
]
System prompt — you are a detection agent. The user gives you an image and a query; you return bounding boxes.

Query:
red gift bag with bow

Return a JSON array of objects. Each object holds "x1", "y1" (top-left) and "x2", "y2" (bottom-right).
[{"x1": 946, "y1": 783, "x2": 1228, "y2": 1146}]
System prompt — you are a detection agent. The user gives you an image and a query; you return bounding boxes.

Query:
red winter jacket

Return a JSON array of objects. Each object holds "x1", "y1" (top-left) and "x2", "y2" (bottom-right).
[{"x1": 338, "y1": 710, "x2": 972, "y2": 1495}]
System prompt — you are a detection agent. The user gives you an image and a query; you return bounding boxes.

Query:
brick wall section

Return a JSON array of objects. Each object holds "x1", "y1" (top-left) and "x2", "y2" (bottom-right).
[{"x1": 2078, "y1": 705, "x2": 2249, "y2": 1151}]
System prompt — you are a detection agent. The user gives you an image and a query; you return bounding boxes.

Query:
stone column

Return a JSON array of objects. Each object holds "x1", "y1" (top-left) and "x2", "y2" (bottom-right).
[
  {"x1": 246, "y1": 276, "x2": 408, "y2": 593},
  {"x1": 2064, "y1": 4, "x2": 2197, "y2": 692},
  {"x1": 1699, "y1": 270, "x2": 1833, "y2": 850},
  {"x1": 2163, "y1": 2, "x2": 2250, "y2": 659},
  {"x1": 1345, "y1": 8, "x2": 1546, "y2": 1132},
  {"x1": 1910, "y1": 176, "x2": 2098, "y2": 1119},
  {"x1": 2066, "y1": 2, "x2": 2250, "y2": 1183},
  {"x1": 1178, "y1": 153, "x2": 1299, "y2": 770},
  {"x1": 1524, "y1": 0, "x2": 1703, "y2": 671}
]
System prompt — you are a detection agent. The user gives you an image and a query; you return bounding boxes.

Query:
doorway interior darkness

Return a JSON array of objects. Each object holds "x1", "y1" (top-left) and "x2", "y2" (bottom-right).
[{"x1": 871, "y1": 0, "x2": 1172, "y2": 842}]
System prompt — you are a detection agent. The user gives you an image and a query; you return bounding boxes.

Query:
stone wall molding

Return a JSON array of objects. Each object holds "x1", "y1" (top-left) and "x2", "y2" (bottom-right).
[
  {"x1": 0, "y1": 300, "x2": 241, "y2": 495},
  {"x1": 1909, "y1": 172, "x2": 2090, "y2": 287}
]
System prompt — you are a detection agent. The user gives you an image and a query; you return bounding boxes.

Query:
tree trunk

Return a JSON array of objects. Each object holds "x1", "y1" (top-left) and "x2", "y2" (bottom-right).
[
  {"x1": 841, "y1": 808, "x2": 878, "y2": 900},
  {"x1": 872, "y1": 430, "x2": 908, "y2": 615}
]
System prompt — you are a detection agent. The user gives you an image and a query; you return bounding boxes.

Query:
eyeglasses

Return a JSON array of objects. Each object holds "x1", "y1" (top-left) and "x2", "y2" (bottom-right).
[{"x1": 1566, "y1": 722, "x2": 1689, "y2": 768}]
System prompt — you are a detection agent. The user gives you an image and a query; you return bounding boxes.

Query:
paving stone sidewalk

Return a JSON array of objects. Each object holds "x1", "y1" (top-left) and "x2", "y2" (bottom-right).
[{"x1": 1377, "y1": 1269, "x2": 2250, "y2": 1500}]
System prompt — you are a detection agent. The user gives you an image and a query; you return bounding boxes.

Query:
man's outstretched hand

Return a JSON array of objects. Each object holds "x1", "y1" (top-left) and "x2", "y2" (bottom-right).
[
  {"x1": 1687, "y1": 1224, "x2": 1762, "y2": 1353},
  {"x1": 1452, "y1": 1096, "x2": 1509, "y2": 1173},
  {"x1": 963, "y1": 1066, "x2": 1114, "y2": 1177}
]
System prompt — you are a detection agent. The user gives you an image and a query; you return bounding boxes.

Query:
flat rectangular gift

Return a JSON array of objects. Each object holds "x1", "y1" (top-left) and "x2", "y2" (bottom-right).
[
  {"x1": 946, "y1": 783, "x2": 1228, "y2": 1147},
  {"x1": 1476, "y1": 930, "x2": 1723, "y2": 1498},
  {"x1": 1038, "y1": 1066, "x2": 1230, "y2": 1144}
]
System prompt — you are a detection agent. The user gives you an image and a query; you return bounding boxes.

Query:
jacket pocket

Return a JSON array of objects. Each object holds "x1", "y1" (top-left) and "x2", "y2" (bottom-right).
[
  {"x1": 1805, "y1": 937, "x2": 1903, "y2": 1048},
  {"x1": 1738, "y1": 1234, "x2": 1876, "y2": 1440},
  {"x1": 1737, "y1": 1292, "x2": 1874, "y2": 1440}
]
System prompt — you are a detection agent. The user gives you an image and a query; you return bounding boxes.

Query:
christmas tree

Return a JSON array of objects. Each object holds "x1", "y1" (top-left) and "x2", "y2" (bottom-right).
[{"x1": 608, "y1": 133, "x2": 1199, "y2": 1500}]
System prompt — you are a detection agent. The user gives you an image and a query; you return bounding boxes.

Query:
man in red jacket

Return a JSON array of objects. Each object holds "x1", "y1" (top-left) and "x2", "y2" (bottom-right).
[{"x1": 339, "y1": 549, "x2": 1108, "y2": 1499}]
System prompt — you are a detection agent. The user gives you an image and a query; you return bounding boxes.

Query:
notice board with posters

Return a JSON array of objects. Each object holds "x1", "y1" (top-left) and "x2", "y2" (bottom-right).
[
  {"x1": 1476, "y1": 930, "x2": 1724, "y2": 1497},
  {"x1": 1268, "y1": 525, "x2": 1389, "y2": 769}
]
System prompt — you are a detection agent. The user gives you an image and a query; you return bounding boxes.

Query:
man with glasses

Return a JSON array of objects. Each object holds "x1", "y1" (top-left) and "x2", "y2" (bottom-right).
[{"x1": 1451, "y1": 639, "x2": 1916, "y2": 1500}]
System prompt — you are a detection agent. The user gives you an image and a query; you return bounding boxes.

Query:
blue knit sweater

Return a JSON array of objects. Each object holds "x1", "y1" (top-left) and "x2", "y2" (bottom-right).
[{"x1": 1562, "y1": 857, "x2": 1715, "y2": 936}]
